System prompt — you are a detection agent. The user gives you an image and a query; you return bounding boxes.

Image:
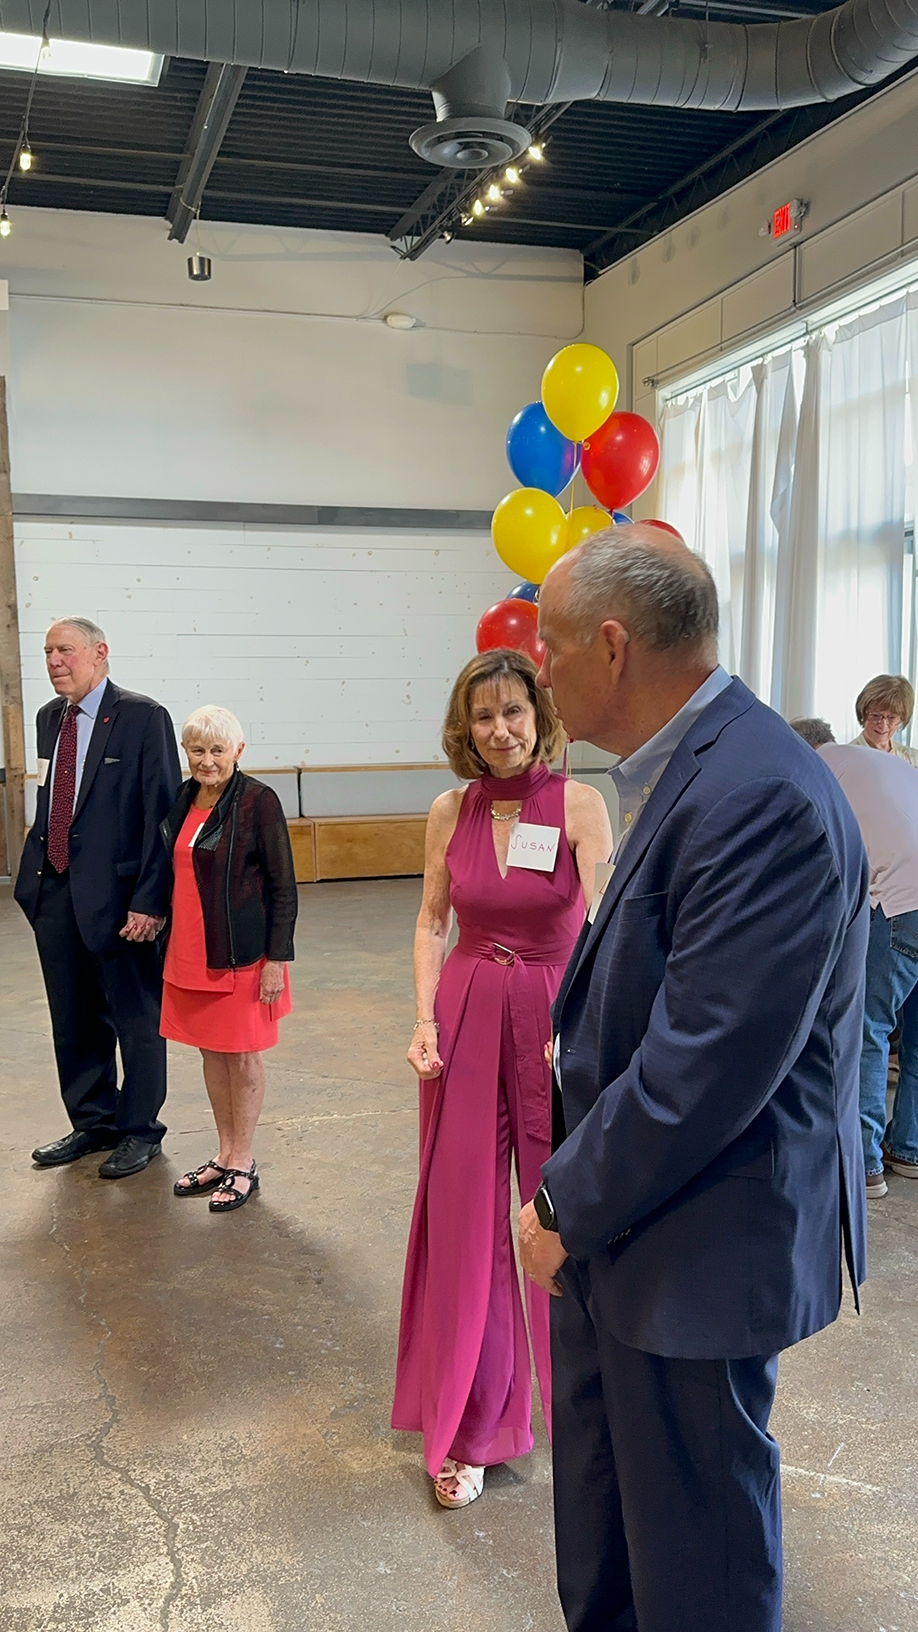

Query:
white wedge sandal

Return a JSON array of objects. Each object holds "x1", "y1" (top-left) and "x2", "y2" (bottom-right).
[{"x1": 434, "y1": 1458, "x2": 485, "y2": 1510}]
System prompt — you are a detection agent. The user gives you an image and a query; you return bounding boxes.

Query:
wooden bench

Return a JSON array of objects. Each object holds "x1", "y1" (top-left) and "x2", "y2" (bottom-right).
[{"x1": 288, "y1": 815, "x2": 427, "y2": 883}]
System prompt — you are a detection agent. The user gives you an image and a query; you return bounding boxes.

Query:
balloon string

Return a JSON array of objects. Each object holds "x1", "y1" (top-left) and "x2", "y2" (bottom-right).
[{"x1": 569, "y1": 449, "x2": 579, "y2": 520}]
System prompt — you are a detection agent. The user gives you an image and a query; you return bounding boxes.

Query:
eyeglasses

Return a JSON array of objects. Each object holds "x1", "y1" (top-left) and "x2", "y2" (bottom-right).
[{"x1": 865, "y1": 712, "x2": 901, "y2": 726}]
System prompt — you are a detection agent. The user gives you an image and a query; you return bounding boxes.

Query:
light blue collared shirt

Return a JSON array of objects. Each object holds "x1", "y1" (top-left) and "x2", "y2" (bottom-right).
[
  {"x1": 609, "y1": 666, "x2": 733, "y2": 857},
  {"x1": 50, "y1": 675, "x2": 110, "y2": 811},
  {"x1": 552, "y1": 667, "x2": 734, "y2": 1094}
]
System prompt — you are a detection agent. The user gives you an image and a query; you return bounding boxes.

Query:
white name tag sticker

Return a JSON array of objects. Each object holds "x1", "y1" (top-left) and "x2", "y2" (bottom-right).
[
  {"x1": 37, "y1": 757, "x2": 50, "y2": 787},
  {"x1": 506, "y1": 821, "x2": 561, "y2": 873},
  {"x1": 588, "y1": 861, "x2": 615, "y2": 924}
]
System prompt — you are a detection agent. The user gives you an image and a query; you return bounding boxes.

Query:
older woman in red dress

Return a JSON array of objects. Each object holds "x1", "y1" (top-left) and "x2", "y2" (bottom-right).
[{"x1": 160, "y1": 706, "x2": 297, "y2": 1212}]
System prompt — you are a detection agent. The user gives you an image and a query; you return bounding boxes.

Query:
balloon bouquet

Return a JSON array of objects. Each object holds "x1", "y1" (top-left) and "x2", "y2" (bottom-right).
[{"x1": 476, "y1": 343, "x2": 676, "y2": 665}]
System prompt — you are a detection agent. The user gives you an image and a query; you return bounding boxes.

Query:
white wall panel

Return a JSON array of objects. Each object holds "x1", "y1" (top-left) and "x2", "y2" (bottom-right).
[
  {"x1": 797, "y1": 195, "x2": 903, "y2": 304},
  {"x1": 16, "y1": 521, "x2": 513, "y2": 776},
  {"x1": 721, "y1": 256, "x2": 795, "y2": 343},
  {"x1": 656, "y1": 303, "x2": 721, "y2": 374}
]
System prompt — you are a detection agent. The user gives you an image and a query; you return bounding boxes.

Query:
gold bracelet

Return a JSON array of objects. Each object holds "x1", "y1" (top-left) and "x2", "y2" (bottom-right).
[{"x1": 413, "y1": 1018, "x2": 439, "y2": 1030}]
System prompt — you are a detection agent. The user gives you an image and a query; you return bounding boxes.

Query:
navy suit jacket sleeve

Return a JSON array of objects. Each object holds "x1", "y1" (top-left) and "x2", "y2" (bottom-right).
[
  {"x1": 131, "y1": 705, "x2": 182, "y2": 918},
  {"x1": 544, "y1": 775, "x2": 852, "y2": 1262}
]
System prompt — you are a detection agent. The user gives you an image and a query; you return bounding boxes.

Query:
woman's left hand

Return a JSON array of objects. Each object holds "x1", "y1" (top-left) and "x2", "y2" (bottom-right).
[{"x1": 260, "y1": 960, "x2": 286, "y2": 1005}]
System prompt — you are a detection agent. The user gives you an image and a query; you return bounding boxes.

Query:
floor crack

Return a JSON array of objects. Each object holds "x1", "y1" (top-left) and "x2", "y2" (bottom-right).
[{"x1": 49, "y1": 1198, "x2": 186, "y2": 1630}]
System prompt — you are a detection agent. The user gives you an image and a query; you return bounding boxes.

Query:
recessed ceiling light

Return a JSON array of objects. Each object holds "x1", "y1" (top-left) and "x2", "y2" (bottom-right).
[{"x1": 0, "y1": 31, "x2": 163, "y2": 84}]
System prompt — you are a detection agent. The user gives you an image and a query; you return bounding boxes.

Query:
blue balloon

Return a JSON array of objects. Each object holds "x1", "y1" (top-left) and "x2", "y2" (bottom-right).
[
  {"x1": 508, "y1": 581, "x2": 540, "y2": 604},
  {"x1": 506, "y1": 402, "x2": 579, "y2": 497},
  {"x1": 612, "y1": 510, "x2": 632, "y2": 526}
]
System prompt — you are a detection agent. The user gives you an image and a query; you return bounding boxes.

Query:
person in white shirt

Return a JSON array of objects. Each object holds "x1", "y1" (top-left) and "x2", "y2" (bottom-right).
[{"x1": 792, "y1": 722, "x2": 918, "y2": 1198}]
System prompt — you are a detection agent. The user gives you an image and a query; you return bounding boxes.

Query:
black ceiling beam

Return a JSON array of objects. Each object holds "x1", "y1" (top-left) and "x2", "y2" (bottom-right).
[
  {"x1": 167, "y1": 61, "x2": 248, "y2": 244},
  {"x1": 16, "y1": 139, "x2": 430, "y2": 186},
  {"x1": 14, "y1": 171, "x2": 407, "y2": 215}
]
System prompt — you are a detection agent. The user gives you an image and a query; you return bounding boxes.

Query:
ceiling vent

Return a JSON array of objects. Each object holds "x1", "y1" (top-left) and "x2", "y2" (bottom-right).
[{"x1": 409, "y1": 45, "x2": 531, "y2": 169}]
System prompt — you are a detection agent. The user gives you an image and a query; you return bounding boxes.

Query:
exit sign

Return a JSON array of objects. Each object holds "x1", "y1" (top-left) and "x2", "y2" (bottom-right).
[
  {"x1": 772, "y1": 202, "x2": 794, "y2": 239},
  {"x1": 762, "y1": 198, "x2": 808, "y2": 241}
]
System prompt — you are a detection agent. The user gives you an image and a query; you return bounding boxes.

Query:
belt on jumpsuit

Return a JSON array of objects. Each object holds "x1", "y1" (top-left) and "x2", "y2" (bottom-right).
[{"x1": 454, "y1": 931, "x2": 575, "y2": 1141}]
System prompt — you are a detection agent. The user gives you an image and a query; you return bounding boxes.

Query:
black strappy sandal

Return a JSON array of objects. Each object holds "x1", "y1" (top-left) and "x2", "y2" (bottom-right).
[
  {"x1": 173, "y1": 1160, "x2": 226, "y2": 1197},
  {"x1": 208, "y1": 1162, "x2": 259, "y2": 1213}
]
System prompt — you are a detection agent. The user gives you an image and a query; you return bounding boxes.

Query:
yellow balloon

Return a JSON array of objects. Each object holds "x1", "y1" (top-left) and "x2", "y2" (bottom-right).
[
  {"x1": 541, "y1": 343, "x2": 620, "y2": 443},
  {"x1": 492, "y1": 488, "x2": 568, "y2": 585},
  {"x1": 566, "y1": 505, "x2": 612, "y2": 549}
]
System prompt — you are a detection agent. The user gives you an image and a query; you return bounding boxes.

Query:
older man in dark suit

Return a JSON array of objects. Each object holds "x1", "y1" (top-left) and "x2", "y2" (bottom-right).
[
  {"x1": 518, "y1": 528, "x2": 868, "y2": 1632},
  {"x1": 16, "y1": 617, "x2": 181, "y2": 1178}
]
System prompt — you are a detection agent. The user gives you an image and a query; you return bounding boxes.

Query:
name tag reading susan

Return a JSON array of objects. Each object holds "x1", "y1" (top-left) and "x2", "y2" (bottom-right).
[{"x1": 506, "y1": 822, "x2": 561, "y2": 873}]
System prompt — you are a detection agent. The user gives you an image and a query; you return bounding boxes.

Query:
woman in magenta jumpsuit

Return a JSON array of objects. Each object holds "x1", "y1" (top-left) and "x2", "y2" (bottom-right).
[{"x1": 392, "y1": 649, "x2": 612, "y2": 1509}]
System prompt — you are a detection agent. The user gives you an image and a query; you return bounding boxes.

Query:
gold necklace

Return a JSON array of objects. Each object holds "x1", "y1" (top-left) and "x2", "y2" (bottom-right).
[{"x1": 491, "y1": 804, "x2": 522, "y2": 822}]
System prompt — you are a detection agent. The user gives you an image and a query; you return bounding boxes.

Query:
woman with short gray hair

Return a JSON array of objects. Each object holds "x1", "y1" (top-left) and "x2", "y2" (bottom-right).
[{"x1": 160, "y1": 705, "x2": 297, "y2": 1212}]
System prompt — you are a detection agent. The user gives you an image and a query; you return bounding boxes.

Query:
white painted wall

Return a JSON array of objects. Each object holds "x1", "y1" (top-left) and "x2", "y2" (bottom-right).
[
  {"x1": 583, "y1": 66, "x2": 918, "y2": 514},
  {"x1": 2, "y1": 209, "x2": 582, "y2": 507},
  {"x1": 0, "y1": 211, "x2": 582, "y2": 812}
]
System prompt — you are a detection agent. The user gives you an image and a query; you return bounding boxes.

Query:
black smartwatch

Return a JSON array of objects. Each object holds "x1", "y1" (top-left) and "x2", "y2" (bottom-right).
[{"x1": 534, "y1": 1182, "x2": 559, "y2": 1233}]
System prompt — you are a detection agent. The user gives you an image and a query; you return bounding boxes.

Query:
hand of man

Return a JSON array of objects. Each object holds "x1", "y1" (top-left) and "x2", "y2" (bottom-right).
[
  {"x1": 519, "y1": 1200, "x2": 568, "y2": 1297},
  {"x1": 119, "y1": 912, "x2": 165, "y2": 942},
  {"x1": 260, "y1": 960, "x2": 286, "y2": 1005}
]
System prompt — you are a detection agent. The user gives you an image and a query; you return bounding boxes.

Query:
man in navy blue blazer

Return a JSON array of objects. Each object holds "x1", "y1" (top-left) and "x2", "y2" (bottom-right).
[
  {"x1": 518, "y1": 527, "x2": 868, "y2": 1632},
  {"x1": 16, "y1": 618, "x2": 181, "y2": 1179}
]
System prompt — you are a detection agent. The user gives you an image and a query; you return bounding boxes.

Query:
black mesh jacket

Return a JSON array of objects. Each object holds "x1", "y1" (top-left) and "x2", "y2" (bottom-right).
[{"x1": 160, "y1": 770, "x2": 297, "y2": 970}]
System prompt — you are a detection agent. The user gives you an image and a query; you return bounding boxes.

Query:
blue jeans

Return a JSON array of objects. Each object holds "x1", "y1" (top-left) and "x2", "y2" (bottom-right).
[{"x1": 860, "y1": 905, "x2": 918, "y2": 1174}]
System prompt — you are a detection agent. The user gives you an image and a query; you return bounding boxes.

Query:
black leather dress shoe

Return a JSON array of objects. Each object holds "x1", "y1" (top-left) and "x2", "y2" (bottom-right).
[
  {"x1": 32, "y1": 1130, "x2": 118, "y2": 1167},
  {"x1": 98, "y1": 1137, "x2": 162, "y2": 1179}
]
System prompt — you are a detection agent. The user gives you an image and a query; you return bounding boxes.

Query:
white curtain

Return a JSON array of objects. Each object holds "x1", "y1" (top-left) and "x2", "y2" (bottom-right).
[{"x1": 659, "y1": 292, "x2": 910, "y2": 738}]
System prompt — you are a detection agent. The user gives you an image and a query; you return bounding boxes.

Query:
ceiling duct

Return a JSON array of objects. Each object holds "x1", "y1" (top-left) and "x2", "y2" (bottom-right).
[{"x1": 2, "y1": 0, "x2": 918, "y2": 167}]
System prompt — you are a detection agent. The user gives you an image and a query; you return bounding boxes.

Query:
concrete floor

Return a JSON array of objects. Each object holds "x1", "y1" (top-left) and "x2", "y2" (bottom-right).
[{"x1": 1, "y1": 877, "x2": 916, "y2": 1632}]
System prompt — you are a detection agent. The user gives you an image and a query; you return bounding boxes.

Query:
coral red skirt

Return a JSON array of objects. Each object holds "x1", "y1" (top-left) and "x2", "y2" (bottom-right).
[{"x1": 160, "y1": 962, "x2": 291, "y2": 1053}]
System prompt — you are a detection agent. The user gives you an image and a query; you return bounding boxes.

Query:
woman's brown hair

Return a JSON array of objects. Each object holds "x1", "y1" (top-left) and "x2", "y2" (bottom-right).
[
  {"x1": 855, "y1": 674, "x2": 915, "y2": 728},
  {"x1": 442, "y1": 648, "x2": 566, "y2": 781}
]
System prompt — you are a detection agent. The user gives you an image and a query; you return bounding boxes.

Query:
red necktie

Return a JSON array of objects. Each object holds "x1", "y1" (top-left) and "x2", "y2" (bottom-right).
[{"x1": 47, "y1": 705, "x2": 79, "y2": 873}]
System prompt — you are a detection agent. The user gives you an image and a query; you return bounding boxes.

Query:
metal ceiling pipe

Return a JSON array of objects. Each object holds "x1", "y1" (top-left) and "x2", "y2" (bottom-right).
[{"x1": 2, "y1": 0, "x2": 918, "y2": 126}]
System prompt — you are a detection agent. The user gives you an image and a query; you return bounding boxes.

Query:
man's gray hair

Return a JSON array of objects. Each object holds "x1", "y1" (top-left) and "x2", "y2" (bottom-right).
[
  {"x1": 49, "y1": 616, "x2": 107, "y2": 647},
  {"x1": 790, "y1": 717, "x2": 836, "y2": 748},
  {"x1": 563, "y1": 525, "x2": 719, "y2": 655}
]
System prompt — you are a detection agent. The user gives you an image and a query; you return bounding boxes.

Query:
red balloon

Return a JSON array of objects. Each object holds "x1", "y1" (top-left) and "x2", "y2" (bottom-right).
[
  {"x1": 581, "y1": 412, "x2": 660, "y2": 511},
  {"x1": 476, "y1": 598, "x2": 545, "y2": 667},
  {"x1": 644, "y1": 519, "x2": 684, "y2": 541}
]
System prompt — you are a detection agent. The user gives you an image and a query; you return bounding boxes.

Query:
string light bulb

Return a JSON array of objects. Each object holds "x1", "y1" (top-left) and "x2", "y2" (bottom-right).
[
  {"x1": 487, "y1": 183, "x2": 503, "y2": 204},
  {"x1": 472, "y1": 198, "x2": 485, "y2": 218},
  {"x1": 528, "y1": 143, "x2": 545, "y2": 162},
  {"x1": 0, "y1": 209, "x2": 10, "y2": 237},
  {"x1": 18, "y1": 143, "x2": 32, "y2": 171},
  {"x1": 504, "y1": 166, "x2": 521, "y2": 185}
]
